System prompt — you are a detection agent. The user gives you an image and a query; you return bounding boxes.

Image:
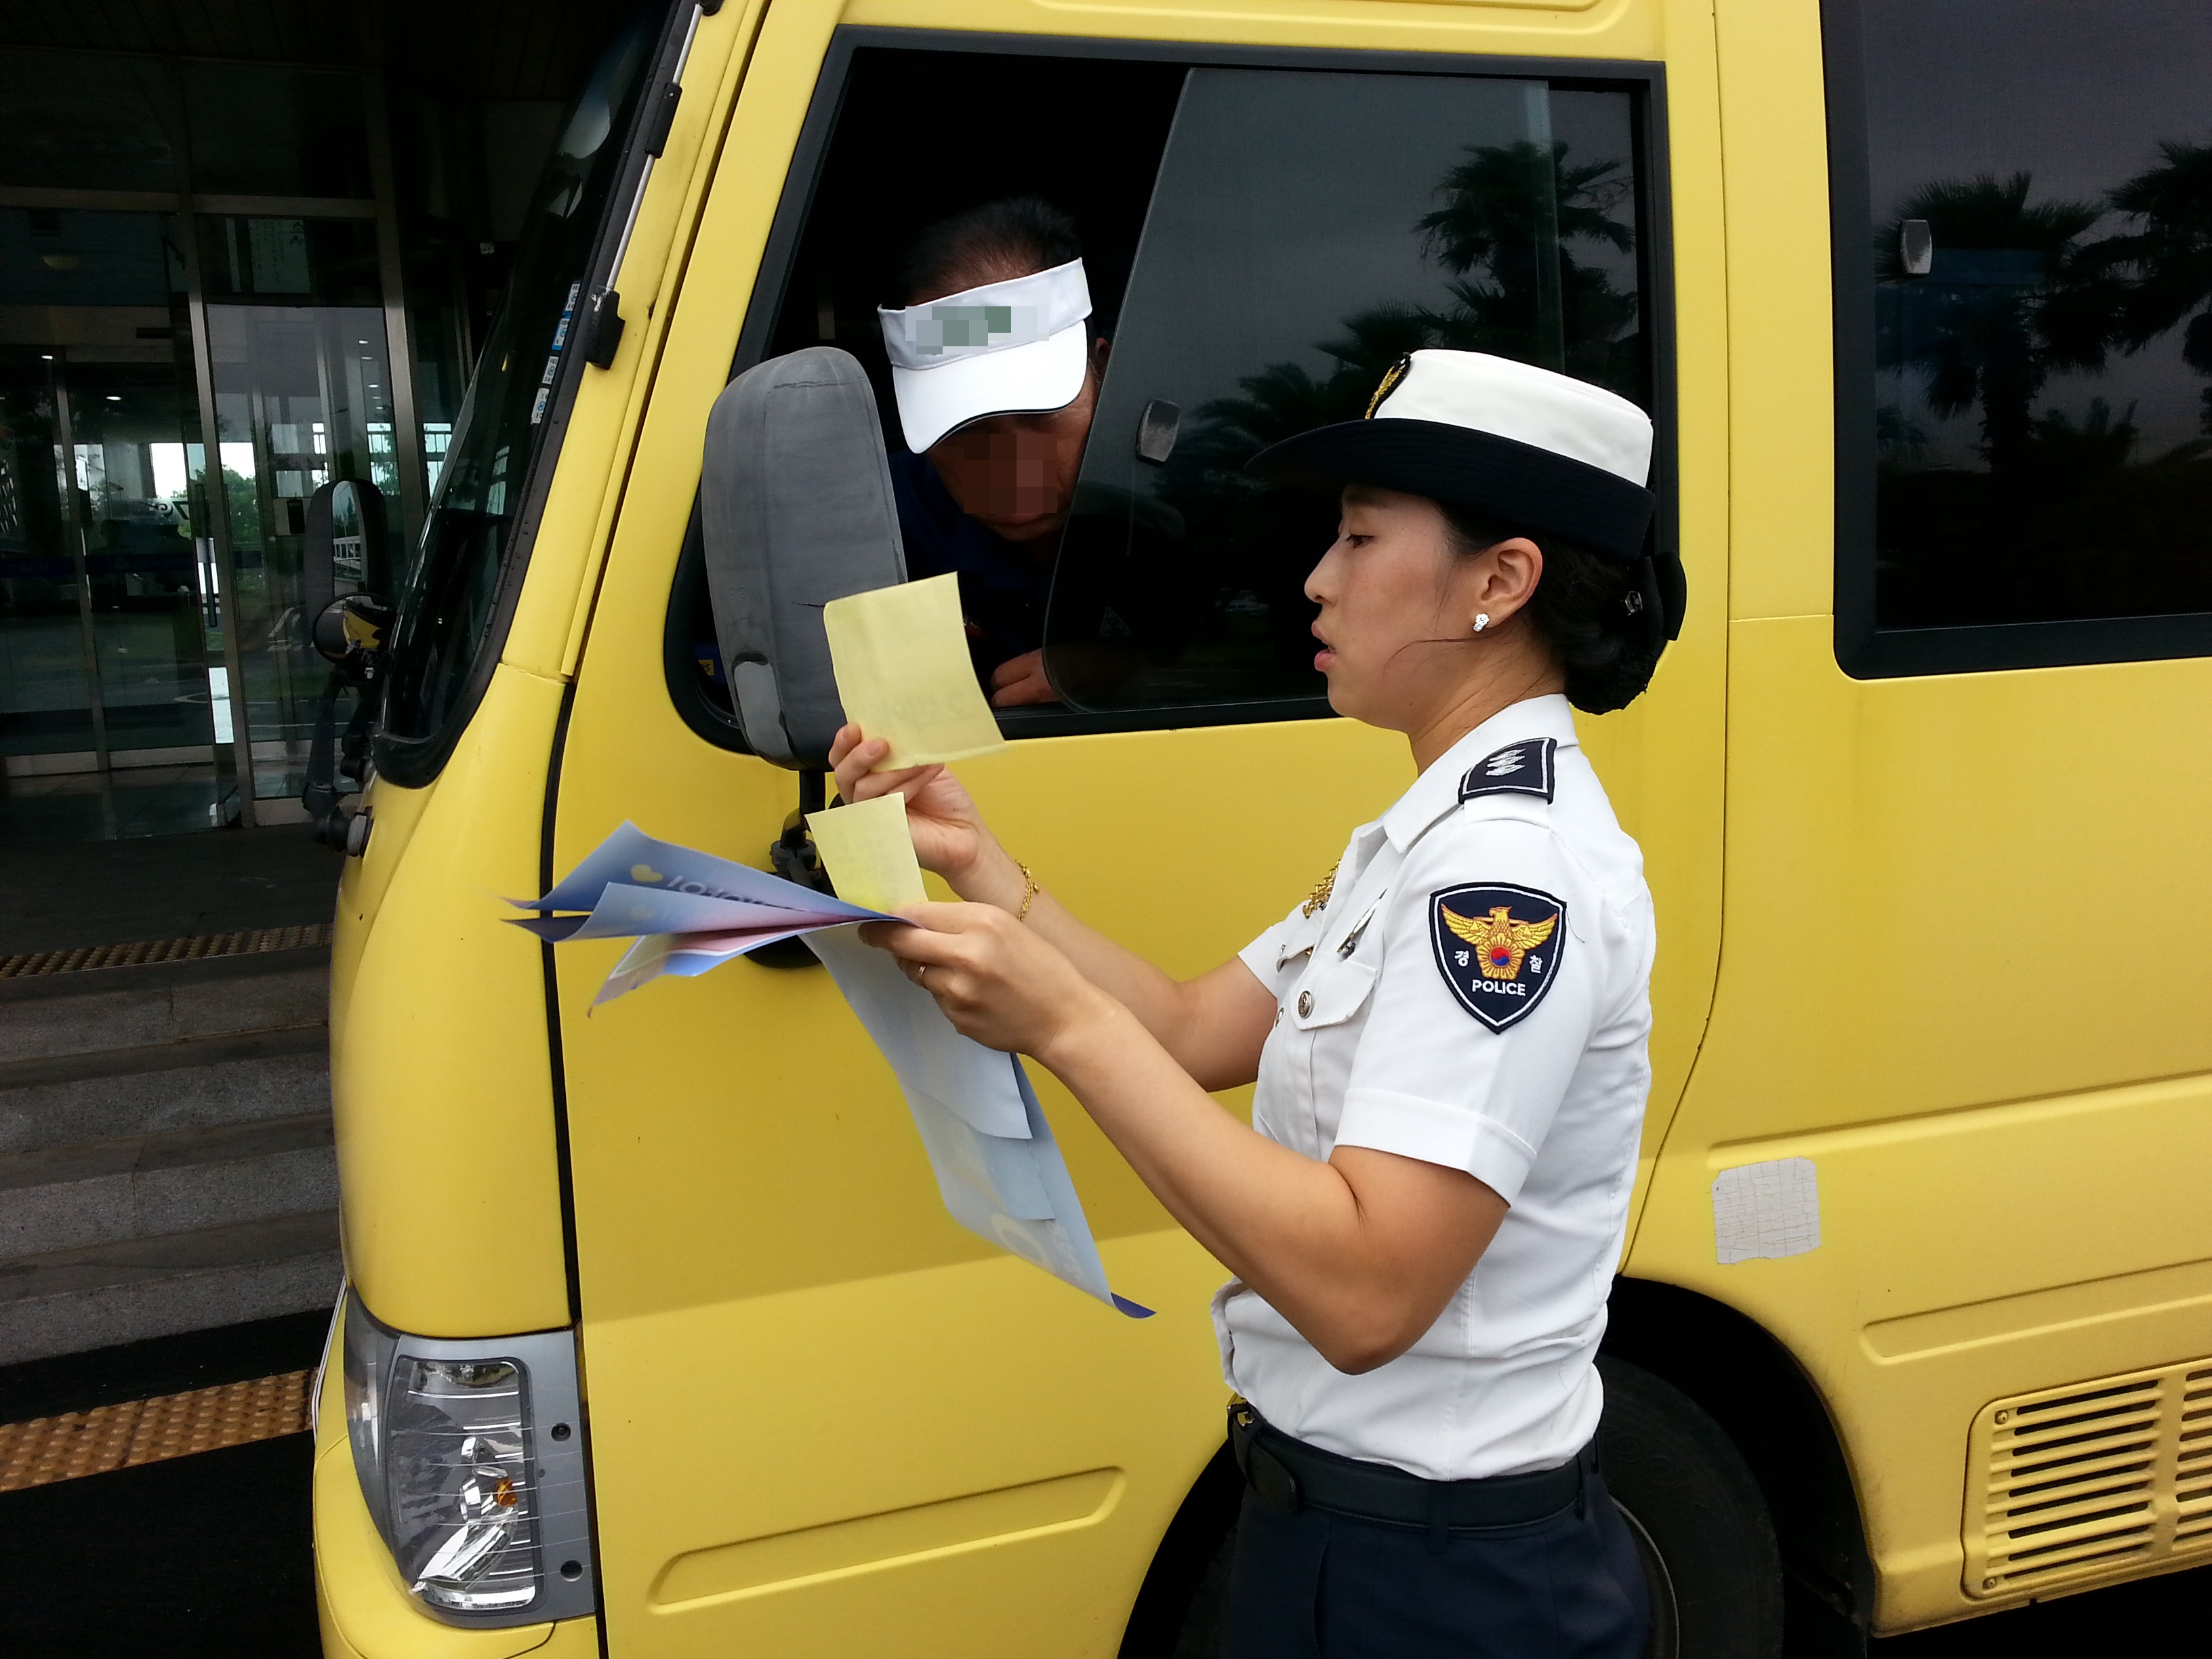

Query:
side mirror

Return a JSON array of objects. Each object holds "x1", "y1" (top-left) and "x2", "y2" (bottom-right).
[
  {"x1": 304, "y1": 590, "x2": 394, "y2": 851},
  {"x1": 302, "y1": 477, "x2": 390, "y2": 624},
  {"x1": 699, "y1": 347, "x2": 907, "y2": 769}
]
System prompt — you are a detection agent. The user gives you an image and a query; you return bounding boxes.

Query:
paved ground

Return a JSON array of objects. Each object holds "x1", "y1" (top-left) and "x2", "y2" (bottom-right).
[
  {"x1": 0, "y1": 823, "x2": 340, "y2": 956},
  {"x1": 0, "y1": 1313, "x2": 325, "y2": 1658},
  {"x1": 0, "y1": 1315, "x2": 2205, "y2": 1658}
]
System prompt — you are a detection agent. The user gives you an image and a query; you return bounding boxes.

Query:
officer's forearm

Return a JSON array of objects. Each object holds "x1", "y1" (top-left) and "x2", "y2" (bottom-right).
[
  {"x1": 1038, "y1": 1004, "x2": 1502, "y2": 1372},
  {"x1": 956, "y1": 842, "x2": 1266, "y2": 1088}
]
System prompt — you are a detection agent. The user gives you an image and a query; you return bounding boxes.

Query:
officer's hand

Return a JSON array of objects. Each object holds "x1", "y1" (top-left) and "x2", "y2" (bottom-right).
[
  {"x1": 861, "y1": 902, "x2": 1109, "y2": 1058},
  {"x1": 828, "y1": 724, "x2": 992, "y2": 884},
  {"x1": 988, "y1": 650, "x2": 1058, "y2": 708}
]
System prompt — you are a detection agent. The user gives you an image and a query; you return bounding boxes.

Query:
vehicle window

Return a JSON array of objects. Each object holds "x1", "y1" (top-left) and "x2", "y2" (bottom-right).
[
  {"x1": 667, "y1": 46, "x2": 1183, "y2": 748},
  {"x1": 1832, "y1": 0, "x2": 2212, "y2": 672},
  {"x1": 1046, "y1": 67, "x2": 1652, "y2": 716},
  {"x1": 675, "y1": 43, "x2": 1657, "y2": 743},
  {"x1": 375, "y1": 3, "x2": 664, "y2": 785}
]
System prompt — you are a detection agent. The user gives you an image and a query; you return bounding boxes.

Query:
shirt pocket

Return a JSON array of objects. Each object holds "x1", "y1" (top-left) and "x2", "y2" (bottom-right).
[{"x1": 1289, "y1": 956, "x2": 1380, "y2": 1031}]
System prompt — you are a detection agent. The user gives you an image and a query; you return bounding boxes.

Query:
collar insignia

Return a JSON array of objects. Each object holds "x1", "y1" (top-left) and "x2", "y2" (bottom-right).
[
  {"x1": 1457, "y1": 737, "x2": 1557, "y2": 804},
  {"x1": 1300, "y1": 859, "x2": 1339, "y2": 918},
  {"x1": 1430, "y1": 883, "x2": 1565, "y2": 1031}
]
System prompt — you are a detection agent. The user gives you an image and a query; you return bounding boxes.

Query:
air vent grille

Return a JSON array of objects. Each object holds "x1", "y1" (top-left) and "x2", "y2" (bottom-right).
[{"x1": 1966, "y1": 1357, "x2": 2212, "y2": 1597}]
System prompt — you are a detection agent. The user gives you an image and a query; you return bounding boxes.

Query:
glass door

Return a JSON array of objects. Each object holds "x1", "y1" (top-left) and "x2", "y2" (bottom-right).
[
  {"x1": 0, "y1": 207, "x2": 231, "y2": 840},
  {"x1": 201, "y1": 224, "x2": 399, "y2": 804}
]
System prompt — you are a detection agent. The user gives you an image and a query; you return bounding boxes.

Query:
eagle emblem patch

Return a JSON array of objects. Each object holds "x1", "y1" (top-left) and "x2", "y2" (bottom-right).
[{"x1": 1430, "y1": 882, "x2": 1566, "y2": 1031}]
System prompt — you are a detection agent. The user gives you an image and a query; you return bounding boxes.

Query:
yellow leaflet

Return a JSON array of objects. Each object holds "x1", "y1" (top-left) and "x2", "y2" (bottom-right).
[
  {"x1": 804, "y1": 792, "x2": 926, "y2": 914},
  {"x1": 823, "y1": 573, "x2": 1007, "y2": 768}
]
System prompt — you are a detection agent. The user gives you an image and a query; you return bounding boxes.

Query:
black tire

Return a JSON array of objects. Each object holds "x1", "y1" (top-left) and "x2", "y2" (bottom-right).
[
  {"x1": 1134, "y1": 1362, "x2": 1786, "y2": 1659},
  {"x1": 1598, "y1": 1353, "x2": 1786, "y2": 1659}
]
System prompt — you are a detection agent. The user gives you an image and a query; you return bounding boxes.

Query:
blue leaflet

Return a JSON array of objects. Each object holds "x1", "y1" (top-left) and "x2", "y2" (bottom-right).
[
  {"x1": 509, "y1": 822, "x2": 897, "y2": 1002},
  {"x1": 808, "y1": 926, "x2": 1151, "y2": 1319},
  {"x1": 519, "y1": 821, "x2": 882, "y2": 921},
  {"x1": 517, "y1": 823, "x2": 1151, "y2": 1316}
]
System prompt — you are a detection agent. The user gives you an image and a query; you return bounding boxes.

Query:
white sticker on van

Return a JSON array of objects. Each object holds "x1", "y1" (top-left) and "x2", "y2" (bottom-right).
[{"x1": 1712, "y1": 1158, "x2": 1822, "y2": 1264}]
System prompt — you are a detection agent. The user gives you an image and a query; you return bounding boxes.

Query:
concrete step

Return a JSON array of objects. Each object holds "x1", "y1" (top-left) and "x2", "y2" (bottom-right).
[
  {"x1": 0, "y1": 944, "x2": 339, "y2": 1363},
  {"x1": 0, "y1": 1029, "x2": 329, "y2": 1158},
  {"x1": 0, "y1": 1210, "x2": 342, "y2": 1367},
  {"x1": 0, "y1": 947, "x2": 328, "y2": 1065},
  {"x1": 0, "y1": 1111, "x2": 336, "y2": 1258}
]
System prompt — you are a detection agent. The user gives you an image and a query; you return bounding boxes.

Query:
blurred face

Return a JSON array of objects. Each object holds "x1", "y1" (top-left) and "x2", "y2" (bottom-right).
[
  {"x1": 1304, "y1": 487, "x2": 1545, "y2": 735},
  {"x1": 925, "y1": 350, "x2": 1101, "y2": 545}
]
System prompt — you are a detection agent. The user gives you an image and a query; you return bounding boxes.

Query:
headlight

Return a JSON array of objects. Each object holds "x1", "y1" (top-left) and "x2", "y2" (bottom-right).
[{"x1": 342, "y1": 1292, "x2": 597, "y2": 1625}]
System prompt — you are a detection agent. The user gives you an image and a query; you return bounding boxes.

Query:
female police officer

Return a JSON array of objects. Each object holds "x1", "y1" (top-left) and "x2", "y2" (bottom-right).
[{"x1": 833, "y1": 348, "x2": 1671, "y2": 1658}]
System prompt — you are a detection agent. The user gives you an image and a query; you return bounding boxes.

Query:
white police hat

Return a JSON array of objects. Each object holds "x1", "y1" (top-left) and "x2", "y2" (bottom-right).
[
  {"x1": 1248, "y1": 349, "x2": 1657, "y2": 566},
  {"x1": 876, "y1": 259, "x2": 1092, "y2": 453}
]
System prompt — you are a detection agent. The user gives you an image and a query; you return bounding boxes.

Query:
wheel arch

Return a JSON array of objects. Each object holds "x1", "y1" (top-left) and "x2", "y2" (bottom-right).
[{"x1": 1602, "y1": 1275, "x2": 1875, "y2": 1649}]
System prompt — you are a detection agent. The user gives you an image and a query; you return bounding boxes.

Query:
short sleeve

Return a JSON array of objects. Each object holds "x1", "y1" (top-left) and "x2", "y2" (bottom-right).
[
  {"x1": 1237, "y1": 899, "x2": 1313, "y2": 1003},
  {"x1": 1331, "y1": 817, "x2": 1600, "y2": 1204}
]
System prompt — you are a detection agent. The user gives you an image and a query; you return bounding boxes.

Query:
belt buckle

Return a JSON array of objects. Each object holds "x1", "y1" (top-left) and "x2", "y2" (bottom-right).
[{"x1": 1227, "y1": 1404, "x2": 1300, "y2": 1514}]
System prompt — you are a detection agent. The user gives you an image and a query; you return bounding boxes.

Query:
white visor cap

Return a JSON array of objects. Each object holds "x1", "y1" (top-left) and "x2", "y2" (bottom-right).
[
  {"x1": 1374, "y1": 349, "x2": 1653, "y2": 487},
  {"x1": 877, "y1": 258, "x2": 1093, "y2": 453}
]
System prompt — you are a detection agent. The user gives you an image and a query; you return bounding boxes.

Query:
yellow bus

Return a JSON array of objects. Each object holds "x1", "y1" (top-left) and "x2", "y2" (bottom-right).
[{"x1": 309, "y1": 1, "x2": 2212, "y2": 1655}]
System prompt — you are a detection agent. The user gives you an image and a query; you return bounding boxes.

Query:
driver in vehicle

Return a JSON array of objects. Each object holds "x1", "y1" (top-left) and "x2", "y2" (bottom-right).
[{"x1": 876, "y1": 197, "x2": 1106, "y2": 708}]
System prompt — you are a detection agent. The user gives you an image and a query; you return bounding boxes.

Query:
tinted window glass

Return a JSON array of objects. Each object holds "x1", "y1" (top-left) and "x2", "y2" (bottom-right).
[
  {"x1": 184, "y1": 64, "x2": 371, "y2": 200},
  {"x1": 376, "y1": 5, "x2": 661, "y2": 781},
  {"x1": 0, "y1": 52, "x2": 178, "y2": 194},
  {"x1": 196, "y1": 216, "x2": 381, "y2": 306},
  {"x1": 677, "y1": 47, "x2": 1654, "y2": 743},
  {"x1": 1046, "y1": 68, "x2": 1649, "y2": 714},
  {"x1": 1849, "y1": 0, "x2": 2212, "y2": 634}
]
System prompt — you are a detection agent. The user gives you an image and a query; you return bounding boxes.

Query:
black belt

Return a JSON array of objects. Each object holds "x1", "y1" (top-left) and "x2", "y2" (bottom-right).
[{"x1": 1228, "y1": 1402, "x2": 1589, "y2": 1532}]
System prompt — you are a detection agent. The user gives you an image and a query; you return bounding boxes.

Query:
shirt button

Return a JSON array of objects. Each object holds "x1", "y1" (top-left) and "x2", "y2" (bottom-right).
[{"x1": 1296, "y1": 990, "x2": 1313, "y2": 1018}]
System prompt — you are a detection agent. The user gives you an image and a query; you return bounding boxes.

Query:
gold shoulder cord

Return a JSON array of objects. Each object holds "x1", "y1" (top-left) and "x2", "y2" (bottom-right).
[
  {"x1": 1015, "y1": 861, "x2": 1040, "y2": 922},
  {"x1": 1301, "y1": 860, "x2": 1339, "y2": 918}
]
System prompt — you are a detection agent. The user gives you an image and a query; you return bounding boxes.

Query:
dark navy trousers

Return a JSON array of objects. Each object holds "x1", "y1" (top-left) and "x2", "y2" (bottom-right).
[{"x1": 1219, "y1": 1462, "x2": 1649, "y2": 1659}]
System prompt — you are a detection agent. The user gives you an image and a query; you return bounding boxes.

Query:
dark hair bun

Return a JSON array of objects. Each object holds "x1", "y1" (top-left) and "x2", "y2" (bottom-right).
[{"x1": 1438, "y1": 502, "x2": 1663, "y2": 714}]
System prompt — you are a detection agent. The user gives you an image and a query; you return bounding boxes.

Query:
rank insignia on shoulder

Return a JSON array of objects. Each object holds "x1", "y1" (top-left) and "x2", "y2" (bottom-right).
[
  {"x1": 1429, "y1": 883, "x2": 1566, "y2": 1031},
  {"x1": 1458, "y1": 738, "x2": 1556, "y2": 804}
]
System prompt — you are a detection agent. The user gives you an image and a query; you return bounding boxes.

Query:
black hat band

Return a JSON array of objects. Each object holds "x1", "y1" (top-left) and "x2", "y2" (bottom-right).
[{"x1": 1247, "y1": 418, "x2": 1656, "y2": 566}]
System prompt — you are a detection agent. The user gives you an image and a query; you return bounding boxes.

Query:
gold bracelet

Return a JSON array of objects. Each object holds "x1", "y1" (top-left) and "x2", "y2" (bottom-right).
[{"x1": 1015, "y1": 860, "x2": 1040, "y2": 922}]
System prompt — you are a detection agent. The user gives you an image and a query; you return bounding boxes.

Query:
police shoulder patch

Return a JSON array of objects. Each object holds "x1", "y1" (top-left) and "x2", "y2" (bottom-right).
[
  {"x1": 1429, "y1": 882, "x2": 1568, "y2": 1032},
  {"x1": 1458, "y1": 738, "x2": 1556, "y2": 804}
]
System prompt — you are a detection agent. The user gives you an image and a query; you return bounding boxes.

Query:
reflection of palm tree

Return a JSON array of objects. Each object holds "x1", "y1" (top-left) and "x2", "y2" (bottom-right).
[
  {"x1": 1871, "y1": 158, "x2": 2212, "y2": 626},
  {"x1": 1876, "y1": 173, "x2": 2106, "y2": 470},
  {"x1": 1156, "y1": 138, "x2": 1642, "y2": 552},
  {"x1": 2094, "y1": 139, "x2": 2212, "y2": 429},
  {"x1": 1418, "y1": 141, "x2": 1637, "y2": 380}
]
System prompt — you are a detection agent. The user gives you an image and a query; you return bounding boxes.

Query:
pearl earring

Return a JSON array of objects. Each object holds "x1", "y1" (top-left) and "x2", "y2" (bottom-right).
[{"x1": 1472, "y1": 614, "x2": 1491, "y2": 634}]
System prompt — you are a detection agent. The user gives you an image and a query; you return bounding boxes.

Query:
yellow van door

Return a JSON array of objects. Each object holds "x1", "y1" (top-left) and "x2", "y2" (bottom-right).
[
  {"x1": 549, "y1": 7, "x2": 1722, "y2": 1656},
  {"x1": 1636, "y1": 0, "x2": 2212, "y2": 1633}
]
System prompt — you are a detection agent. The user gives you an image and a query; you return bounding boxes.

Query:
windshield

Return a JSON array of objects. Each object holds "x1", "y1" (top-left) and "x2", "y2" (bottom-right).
[{"x1": 375, "y1": 5, "x2": 661, "y2": 781}]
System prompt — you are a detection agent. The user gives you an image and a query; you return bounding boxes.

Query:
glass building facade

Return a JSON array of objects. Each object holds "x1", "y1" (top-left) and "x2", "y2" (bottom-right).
[{"x1": 0, "y1": 3, "x2": 614, "y2": 840}]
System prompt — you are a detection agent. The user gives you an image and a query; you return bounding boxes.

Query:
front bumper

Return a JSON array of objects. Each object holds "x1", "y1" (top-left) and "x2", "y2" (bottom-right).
[{"x1": 312, "y1": 1345, "x2": 598, "y2": 1659}]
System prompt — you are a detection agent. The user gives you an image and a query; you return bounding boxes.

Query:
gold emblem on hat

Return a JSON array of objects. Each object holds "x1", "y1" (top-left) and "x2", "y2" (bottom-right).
[{"x1": 1364, "y1": 355, "x2": 1412, "y2": 419}]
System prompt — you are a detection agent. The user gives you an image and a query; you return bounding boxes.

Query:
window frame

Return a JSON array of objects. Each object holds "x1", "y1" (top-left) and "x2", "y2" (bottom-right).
[
  {"x1": 1824, "y1": 0, "x2": 2212, "y2": 678},
  {"x1": 667, "y1": 25, "x2": 1677, "y2": 746}
]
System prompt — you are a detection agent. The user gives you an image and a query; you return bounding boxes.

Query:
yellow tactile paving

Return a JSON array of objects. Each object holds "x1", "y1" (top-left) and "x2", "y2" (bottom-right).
[
  {"x1": 0, "y1": 923, "x2": 334, "y2": 979},
  {"x1": 0, "y1": 1370, "x2": 312, "y2": 1492}
]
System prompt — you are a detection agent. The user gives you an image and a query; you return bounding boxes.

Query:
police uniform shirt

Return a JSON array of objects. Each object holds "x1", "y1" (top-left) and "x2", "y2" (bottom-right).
[{"x1": 1218, "y1": 693, "x2": 1655, "y2": 1483}]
